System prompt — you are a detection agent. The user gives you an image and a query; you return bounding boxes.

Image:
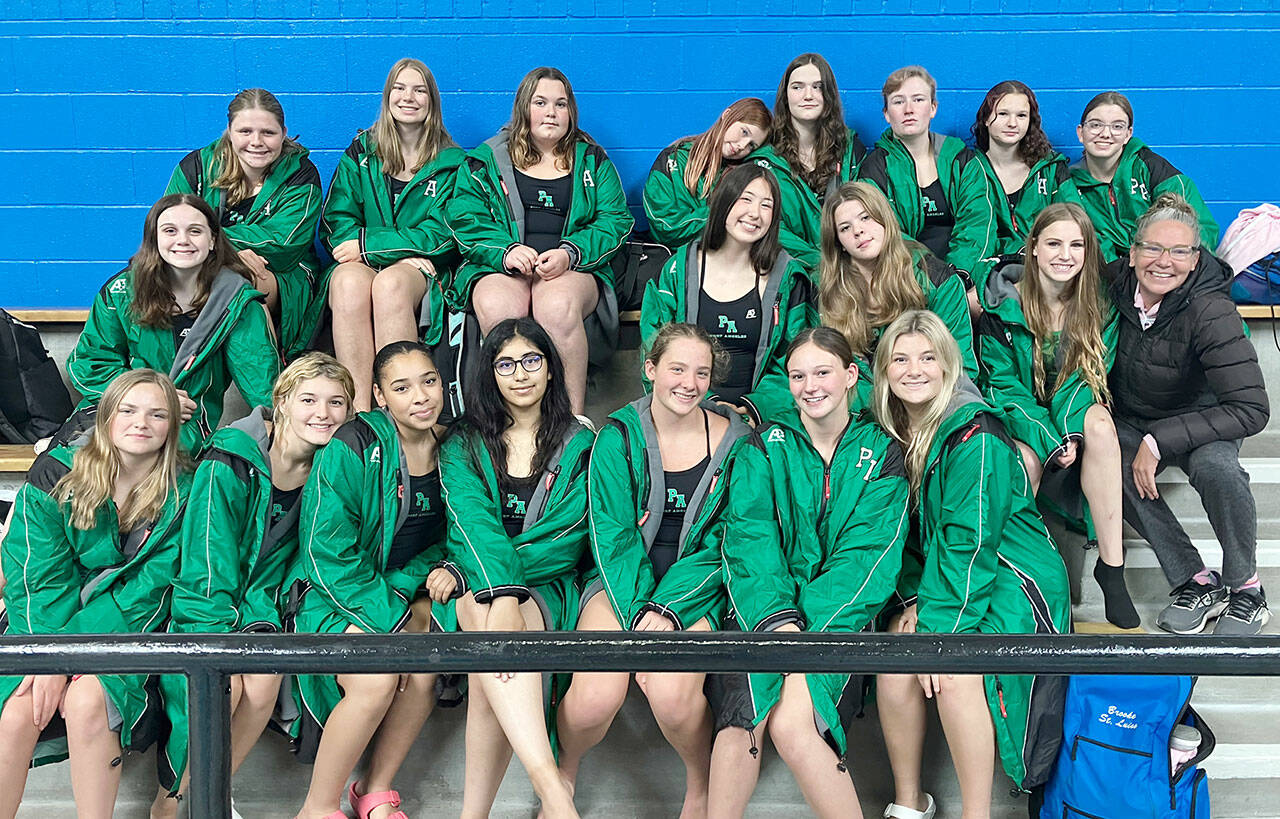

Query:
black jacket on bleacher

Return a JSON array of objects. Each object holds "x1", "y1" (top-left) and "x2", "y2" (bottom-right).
[{"x1": 1105, "y1": 251, "x2": 1269, "y2": 456}]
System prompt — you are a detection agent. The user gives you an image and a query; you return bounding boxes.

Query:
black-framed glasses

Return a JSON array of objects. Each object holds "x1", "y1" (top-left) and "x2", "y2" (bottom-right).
[
  {"x1": 1136, "y1": 241, "x2": 1198, "y2": 262},
  {"x1": 494, "y1": 353, "x2": 545, "y2": 376}
]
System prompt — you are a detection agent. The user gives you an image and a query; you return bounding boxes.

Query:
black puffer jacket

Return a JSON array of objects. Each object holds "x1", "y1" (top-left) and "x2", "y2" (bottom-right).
[{"x1": 1106, "y1": 251, "x2": 1269, "y2": 456}]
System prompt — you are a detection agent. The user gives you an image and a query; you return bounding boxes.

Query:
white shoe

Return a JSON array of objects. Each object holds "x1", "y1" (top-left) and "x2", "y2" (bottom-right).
[
  {"x1": 884, "y1": 793, "x2": 936, "y2": 819},
  {"x1": 230, "y1": 799, "x2": 244, "y2": 819}
]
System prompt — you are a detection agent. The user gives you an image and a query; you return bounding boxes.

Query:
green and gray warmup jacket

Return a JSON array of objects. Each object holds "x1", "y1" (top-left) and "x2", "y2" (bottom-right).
[
  {"x1": 972, "y1": 151, "x2": 1083, "y2": 256},
  {"x1": 641, "y1": 140, "x2": 751, "y2": 250},
  {"x1": 320, "y1": 131, "x2": 466, "y2": 280},
  {"x1": 167, "y1": 140, "x2": 324, "y2": 357},
  {"x1": 67, "y1": 267, "x2": 280, "y2": 453},
  {"x1": 1, "y1": 442, "x2": 189, "y2": 768},
  {"x1": 1070, "y1": 138, "x2": 1219, "y2": 263},
  {"x1": 288, "y1": 409, "x2": 463, "y2": 730},
  {"x1": 586, "y1": 396, "x2": 752, "y2": 630},
  {"x1": 858, "y1": 130, "x2": 998, "y2": 297},
  {"x1": 447, "y1": 129, "x2": 632, "y2": 355},
  {"x1": 721, "y1": 410, "x2": 910, "y2": 755},
  {"x1": 844, "y1": 248, "x2": 978, "y2": 411},
  {"x1": 439, "y1": 421, "x2": 595, "y2": 630},
  {"x1": 158, "y1": 408, "x2": 303, "y2": 790},
  {"x1": 908, "y1": 383, "x2": 1071, "y2": 790},
  {"x1": 639, "y1": 241, "x2": 817, "y2": 425}
]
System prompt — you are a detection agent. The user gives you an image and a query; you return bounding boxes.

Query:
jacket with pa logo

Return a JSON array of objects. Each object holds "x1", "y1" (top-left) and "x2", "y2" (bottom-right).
[
  {"x1": 320, "y1": 131, "x2": 467, "y2": 275},
  {"x1": 971, "y1": 150, "x2": 1082, "y2": 256},
  {"x1": 166, "y1": 140, "x2": 324, "y2": 357},
  {"x1": 721, "y1": 410, "x2": 909, "y2": 754}
]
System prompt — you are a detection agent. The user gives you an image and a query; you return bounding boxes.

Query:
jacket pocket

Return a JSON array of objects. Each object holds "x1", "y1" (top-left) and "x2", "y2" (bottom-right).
[
  {"x1": 1065, "y1": 735, "x2": 1158, "y2": 817},
  {"x1": 1061, "y1": 803, "x2": 1108, "y2": 819}
]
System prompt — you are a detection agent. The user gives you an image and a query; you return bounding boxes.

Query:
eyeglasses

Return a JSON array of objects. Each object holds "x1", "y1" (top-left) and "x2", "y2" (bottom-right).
[
  {"x1": 1082, "y1": 120, "x2": 1130, "y2": 136},
  {"x1": 1136, "y1": 241, "x2": 1198, "y2": 262},
  {"x1": 494, "y1": 353, "x2": 545, "y2": 376}
]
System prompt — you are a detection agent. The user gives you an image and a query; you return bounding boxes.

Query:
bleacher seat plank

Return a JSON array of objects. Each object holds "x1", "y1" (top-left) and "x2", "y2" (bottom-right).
[
  {"x1": 0, "y1": 445, "x2": 36, "y2": 474},
  {"x1": 8, "y1": 309, "x2": 90, "y2": 324}
]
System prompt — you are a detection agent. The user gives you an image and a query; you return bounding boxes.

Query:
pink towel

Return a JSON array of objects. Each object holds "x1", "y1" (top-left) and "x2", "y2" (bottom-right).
[{"x1": 1217, "y1": 203, "x2": 1280, "y2": 274}]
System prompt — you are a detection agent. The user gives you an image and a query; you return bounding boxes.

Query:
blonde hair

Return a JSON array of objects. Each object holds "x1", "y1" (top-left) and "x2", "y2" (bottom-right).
[
  {"x1": 681, "y1": 97, "x2": 771, "y2": 195},
  {"x1": 369, "y1": 58, "x2": 453, "y2": 176},
  {"x1": 270, "y1": 352, "x2": 356, "y2": 436},
  {"x1": 1020, "y1": 203, "x2": 1111, "y2": 405},
  {"x1": 1134, "y1": 192, "x2": 1202, "y2": 249},
  {"x1": 53, "y1": 370, "x2": 185, "y2": 531},
  {"x1": 212, "y1": 88, "x2": 301, "y2": 205},
  {"x1": 508, "y1": 67, "x2": 587, "y2": 172},
  {"x1": 881, "y1": 65, "x2": 937, "y2": 110},
  {"x1": 646, "y1": 322, "x2": 728, "y2": 386},
  {"x1": 819, "y1": 181, "x2": 926, "y2": 358},
  {"x1": 871, "y1": 310, "x2": 962, "y2": 492}
]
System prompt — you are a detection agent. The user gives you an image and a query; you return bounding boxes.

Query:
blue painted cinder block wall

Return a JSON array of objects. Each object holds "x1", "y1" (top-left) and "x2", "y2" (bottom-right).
[{"x1": 2, "y1": 3, "x2": 1278, "y2": 307}]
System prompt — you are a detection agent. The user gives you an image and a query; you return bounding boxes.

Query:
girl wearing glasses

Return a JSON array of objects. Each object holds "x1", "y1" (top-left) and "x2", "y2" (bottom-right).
[
  {"x1": 1070, "y1": 91, "x2": 1218, "y2": 262},
  {"x1": 858, "y1": 66, "x2": 997, "y2": 305},
  {"x1": 438, "y1": 318, "x2": 590, "y2": 817},
  {"x1": 976, "y1": 204, "x2": 1138, "y2": 628},
  {"x1": 642, "y1": 97, "x2": 772, "y2": 250},
  {"x1": 641, "y1": 163, "x2": 816, "y2": 427},
  {"x1": 970, "y1": 81, "x2": 1081, "y2": 256},
  {"x1": 556, "y1": 323, "x2": 754, "y2": 817}
]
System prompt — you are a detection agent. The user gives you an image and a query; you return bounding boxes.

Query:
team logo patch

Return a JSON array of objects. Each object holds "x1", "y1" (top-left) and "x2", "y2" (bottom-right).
[
  {"x1": 415, "y1": 491, "x2": 431, "y2": 512},
  {"x1": 717, "y1": 315, "x2": 737, "y2": 333},
  {"x1": 538, "y1": 190, "x2": 555, "y2": 207},
  {"x1": 505, "y1": 493, "x2": 527, "y2": 516},
  {"x1": 666, "y1": 488, "x2": 687, "y2": 509},
  {"x1": 424, "y1": 180, "x2": 437, "y2": 197},
  {"x1": 582, "y1": 169, "x2": 594, "y2": 187},
  {"x1": 765, "y1": 428, "x2": 786, "y2": 443},
  {"x1": 1037, "y1": 176, "x2": 1048, "y2": 195},
  {"x1": 370, "y1": 446, "x2": 381, "y2": 464},
  {"x1": 745, "y1": 308, "x2": 758, "y2": 319},
  {"x1": 109, "y1": 278, "x2": 129, "y2": 293}
]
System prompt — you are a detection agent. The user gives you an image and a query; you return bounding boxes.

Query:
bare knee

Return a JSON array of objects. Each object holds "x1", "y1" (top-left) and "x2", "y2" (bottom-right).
[
  {"x1": 0, "y1": 693, "x2": 39, "y2": 741},
  {"x1": 455, "y1": 594, "x2": 488, "y2": 632},
  {"x1": 1084, "y1": 405, "x2": 1118, "y2": 449},
  {"x1": 876, "y1": 674, "x2": 921, "y2": 708},
  {"x1": 61, "y1": 678, "x2": 110, "y2": 737},
  {"x1": 645, "y1": 677, "x2": 704, "y2": 726},
  {"x1": 328, "y1": 263, "x2": 376, "y2": 311},
  {"x1": 531, "y1": 294, "x2": 581, "y2": 339},
  {"x1": 565, "y1": 675, "x2": 628, "y2": 727},
  {"x1": 766, "y1": 706, "x2": 812, "y2": 764},
  {"x1": 337, "y1": 673, "x2": 398, "y2": 711},
  {"x1": 371, "y1": 264, "x2": 426, "y2": 310},
  {"x1": 238, "y1": 675, "x2": 280, "y2": 708},
  {"x1": 1016, "y1": 441, "x2": 1043, "y2": 488}
]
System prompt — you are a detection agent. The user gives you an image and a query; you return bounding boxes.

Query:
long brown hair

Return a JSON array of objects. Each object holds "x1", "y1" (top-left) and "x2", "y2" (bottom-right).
[
  {"x1": 369, "y1": 58, "x2": 453, "y2": 176},
  {"x1": 212, "y1": 88, "x2": 302, "y2": 204},
  {"x1": 702, "y1": 163, "x2": 783, "y2": 274},
  {"x1": 53, "y1": 369, "x2": 185, "y2": 531},
  {"x1": 1020, "y1": 203, "x2": 1111, "y2": 405},
  {"x1": 819, "y1": 181, "x2": 926, "y2": 358},
  {"x1": 971, "y1": 80, "x2": 1054, "y2": 165},
  {"x1": 680, "y1": 97, "x2": 771, "y2": 195},
  {"x1": 772, "y1": 53, "x2": 847, "y2": 193},
  {"x1": 128, "y1": 194, "x2": 252, "y2": 328},
  {"x1": 508, "y1": 67, "x2": 588, "y2": 172},
  {"x1": 1080, "y1": 91, "x2": 1134, "y2": 127}
]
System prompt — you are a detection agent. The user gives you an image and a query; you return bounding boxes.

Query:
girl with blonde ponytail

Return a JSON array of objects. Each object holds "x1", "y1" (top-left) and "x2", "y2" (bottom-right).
[{"x1": 976, "y1": 202, "x2": 1138, "y2": 627}]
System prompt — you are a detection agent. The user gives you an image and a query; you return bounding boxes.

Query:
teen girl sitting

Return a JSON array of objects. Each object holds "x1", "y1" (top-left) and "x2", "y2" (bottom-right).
[
  {"x1": 643, "y1": 97, "x2": 772, "y2": 250},
  {"x1": 167, "y1": 88, "x2": 324, "y2": 357},
  {"x1": 67, "y1": 193, "x2": 279, "y2": 453},
  {"x1": 1070, "y1": 91, "x2": 1218, "y2": 262},
  {"x1": 970, "y1": 80, "x2": 1081, "y2": 256},
  {"x1": 977, "y1": 203, "x2": 1138, "y2": 628},
  {"x1": 707, "y1": 327, "x2": 910, "y2": 819},
  {"x1": 322, "y1": 58, "x2": 467, "y2": 412},
  {"x1": 439, "y1": 318, "x2": 590, "y2": 818},
  {"x1": 556, "y1": 323, "x2": 754, "y2": 818},
  {"x1": 449, "y1": 66, "x2": 633, "y2": 415},
  {"x1": 0, "y1": 369, "x2": 189, "y2": 818},
  {"x1": 290, "y1": 341, "x2": 463, "y2": 819},
  {"x1": 153, "y1": 353, "x2": 354, "y2": 812},
  {"x1": 873, "y1": 310, "x2": 1070, "y2": 819},
  {"x1": 859, "y1": 66, "x2": 997, "y2": 306},
  {"x1": 819, "y1": 181, "x2": 976, "y2": 409},
  {"x1": 641, "y1": 163, "x2": 816, "y2": 426}
]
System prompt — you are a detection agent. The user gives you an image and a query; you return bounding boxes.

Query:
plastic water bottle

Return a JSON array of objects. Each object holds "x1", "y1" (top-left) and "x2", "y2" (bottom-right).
[{"x1": 1170, "y1": 724, "x2": 1201, "y2": 775}]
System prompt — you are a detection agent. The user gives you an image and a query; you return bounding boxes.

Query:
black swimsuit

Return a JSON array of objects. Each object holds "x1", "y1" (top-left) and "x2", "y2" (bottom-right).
[
  {"x1": 514, "y1": 169, "x2": 572, "y2": 255},
  {"x1": 269, "y1": 484, "x2": 303, "y2": 528},
  {"x1": 386, "y1": 471, "x2": 444, "y2": 571},
  {"x1": 698, "y1": 285, "x2": 761, "y2": 406},
  {"x1": 500, "y1": 472, "x2": 540, "y2": 538},
  {"x1": 651, "y1": 411, "x2": 712, "y2": 581},
  {"x1": 918, "y1": 178, "x2": 955, "y2": 259}
]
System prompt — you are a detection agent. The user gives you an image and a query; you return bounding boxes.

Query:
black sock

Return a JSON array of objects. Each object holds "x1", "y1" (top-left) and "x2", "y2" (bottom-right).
[{"x1": 1094, "y1": 560, "x2": 1140, "y2": 629}]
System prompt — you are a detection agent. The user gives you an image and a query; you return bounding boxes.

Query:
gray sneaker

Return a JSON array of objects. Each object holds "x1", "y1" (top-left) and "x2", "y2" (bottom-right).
[
  {"x1": 1157, "y1": 576, "x2": 1228, "y2": 634},
  {"x1": 1213, "y1": 588, "x2": 1272, "y2": 635}
]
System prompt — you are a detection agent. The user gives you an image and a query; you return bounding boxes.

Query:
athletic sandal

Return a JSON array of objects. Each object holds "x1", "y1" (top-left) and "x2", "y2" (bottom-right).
[
  {"x1": 348, "y1": 782, "x2": 409, "y2": 819},
  {"x1": 884, "y1": 792, "x2": 937, "y2": 819}
]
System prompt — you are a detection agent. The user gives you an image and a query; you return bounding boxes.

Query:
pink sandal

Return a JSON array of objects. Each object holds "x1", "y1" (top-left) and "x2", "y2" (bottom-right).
[{"x1": 348, "y1": 781, "x2": 409, "y2": 819}]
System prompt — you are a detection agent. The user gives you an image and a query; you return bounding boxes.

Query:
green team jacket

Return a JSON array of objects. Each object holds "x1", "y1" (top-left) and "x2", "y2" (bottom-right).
[
  {"x1": 439, "y1": 421, "x2": 595, "y2": 629},
  {"x1": 1070, "y1": 138, "x2": 1219, "y2": 263},
  {"x1": 858, "y1": 130, "x2": 998, "y2": 296},
  {"x1": 319, "y1": 131, "x2": 467, "y2": 278},
  {"x1": 587, "y1": 396, "x2": 752, "y2": 630},
  {"x1": 639, "y1": 241, "x2": 817, "y2": 425},
  {"x1": 447, "y1": 129, "x2": 633, "y2": 304},
  {"x1": 167, "y1": 140, "x2": 324, "y2": 357},
  {"x1": 1, "y1": 443, "x2": 189, "y2": 767},
  {"x1": 721, "y1": 409, "x2": 910, "y2": 754},
  {"x1": 972, "y1": 151, "x2": 1083, "y2": 256},
  {"x1": 289, "y1": 409, "x2": 463, "y2": 728},
  {"x1": 844, "y1": 249, "x2": 978, "y2": 411},
  {"x1": 911, "y1": 384, "x2": 1071, "y2": 789},
  {"x1": 67, "y1": 267, "x2": 280, "y2": 453},
  {"x1": 159, "y1": 407, "x2": 302, "y2": 790},
  {"x1": 977, "y1": 262, "x2": 1117, "y2": 465}
]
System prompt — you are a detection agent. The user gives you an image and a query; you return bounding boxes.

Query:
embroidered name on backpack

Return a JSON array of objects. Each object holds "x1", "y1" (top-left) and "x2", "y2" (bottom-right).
[{"x1": 1097, "y1": 705, "x2": 1138, "y2": 730}]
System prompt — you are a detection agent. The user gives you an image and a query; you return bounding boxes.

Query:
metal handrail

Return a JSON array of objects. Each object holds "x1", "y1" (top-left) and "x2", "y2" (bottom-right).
[{"x1": 4, "y1": 631, "x2": 1279, "y2": 817}]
